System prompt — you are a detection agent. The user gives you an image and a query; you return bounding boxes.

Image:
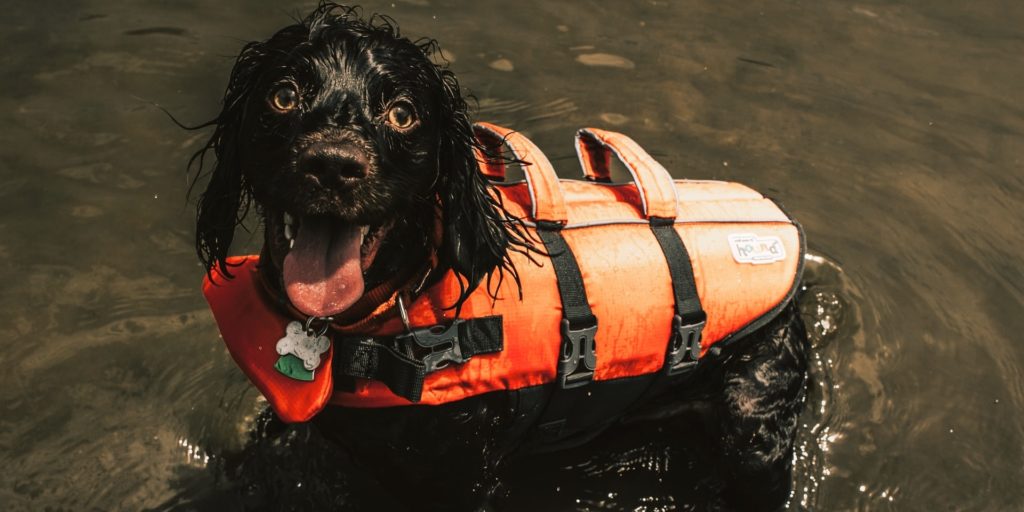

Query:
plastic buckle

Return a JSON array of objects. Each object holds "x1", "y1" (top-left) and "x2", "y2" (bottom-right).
[
  {"x1": 395, "y1": 319, "x2": 468, "y2": 373},
  {"x1": 666, "y1": 314, "x2": 704, "y2": 375},
  {"x1": 558, "y1": 319, "x2": 597, "y2": 389}
]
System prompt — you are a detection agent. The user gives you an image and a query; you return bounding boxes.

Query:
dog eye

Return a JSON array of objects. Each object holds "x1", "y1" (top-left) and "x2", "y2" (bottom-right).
[
  {"x1": 269, "y1": 86, "x2": 299, "y2": 112},
  {"x1": 386, "y1": 101, "x2": 417, "y2": 130}
]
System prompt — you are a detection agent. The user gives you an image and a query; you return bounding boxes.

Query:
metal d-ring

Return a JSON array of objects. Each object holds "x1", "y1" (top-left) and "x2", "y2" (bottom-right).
[
  {"x1": 392, "y1": 294, "x2": 415, "y2": 357},
  {"x1": 304, "y1": 316, "x2": 333, "y2": 338},
  {"x1": 396, "y1": 294, "x2": 412, "y2": 333}
]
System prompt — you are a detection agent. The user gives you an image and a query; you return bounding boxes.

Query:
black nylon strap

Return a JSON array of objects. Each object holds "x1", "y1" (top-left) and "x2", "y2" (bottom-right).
[
  {"x1": 333, "y1": 315, "x2": 503, "y2": 402},
  {"x1": 334, "y1": 339, "x2": 426, "y2": 400},
  {"x1": 530, "y1": 222, "x2": 600, "y2": 442},
  {"x1": 536, "y1": 224, "x2": 596, "y2": 329},
  {"x1": 455, "y1": 315, "x2": 504, "y2": 356},
  {"x1": 649, "y1": 218, "x2": 703, "y2": 322},
  {"x1": 649, "y1": 217, "x2": 705, "y2": 374},
  {"x1": 536, "y1": 222, "x2": 598, "y2": 389}
]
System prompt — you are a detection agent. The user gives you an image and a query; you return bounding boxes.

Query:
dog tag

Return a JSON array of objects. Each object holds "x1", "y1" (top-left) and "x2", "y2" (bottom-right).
[{"x1": 275, "y1": 321, "x2": 331, "y2": 381}]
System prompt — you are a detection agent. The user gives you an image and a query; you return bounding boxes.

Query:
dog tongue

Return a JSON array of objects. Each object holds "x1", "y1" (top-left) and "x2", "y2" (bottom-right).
[{"x1": 283, "y1": 218, "x2": 365, "y2": 317}]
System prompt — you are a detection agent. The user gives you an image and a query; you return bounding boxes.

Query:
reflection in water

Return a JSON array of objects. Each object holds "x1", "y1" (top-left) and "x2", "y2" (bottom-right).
[
  {"x1": 792, "y1": 252, "x2": 850, "y2": 510},
  {"x1": 1, "y1": 0, "x2": 1023, "y2": 510},
  {"x1": 178, "y1": 436, "x2": 212, "y2": 467}
]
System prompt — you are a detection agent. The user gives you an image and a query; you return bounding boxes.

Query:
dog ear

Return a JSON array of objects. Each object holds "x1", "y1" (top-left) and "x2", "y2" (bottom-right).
[
  {"x1": 190, "y1": 41, "x2": 268, "y2": 279},
  {"x1": 432, "y1": 67, "x2": 537, "y2": 308}
]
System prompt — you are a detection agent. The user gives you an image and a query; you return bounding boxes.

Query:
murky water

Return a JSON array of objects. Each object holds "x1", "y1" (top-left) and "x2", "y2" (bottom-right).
[{"x1": 2, "y1": 0, "x2": 1022, "y2": 510}]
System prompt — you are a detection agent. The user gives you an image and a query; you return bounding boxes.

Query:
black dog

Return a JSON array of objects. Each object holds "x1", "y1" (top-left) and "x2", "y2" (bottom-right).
[{"x1": 191, "y1": 4, "x2": 809, "y2": 510}]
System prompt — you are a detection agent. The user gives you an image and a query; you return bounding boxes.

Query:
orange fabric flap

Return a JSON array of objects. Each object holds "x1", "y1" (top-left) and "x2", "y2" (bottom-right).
[{"x1": 203, "y1": 257, "x2": 334, "y2": 423}]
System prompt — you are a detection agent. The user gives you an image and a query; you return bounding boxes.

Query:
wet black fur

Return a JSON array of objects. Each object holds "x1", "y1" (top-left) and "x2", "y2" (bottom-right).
[
  {"x1": 190, "y1": 4, "x2": 810, "y2": 510},
  {"x1": 190, "y1": 3, "x2": 533, "y2": 303}
]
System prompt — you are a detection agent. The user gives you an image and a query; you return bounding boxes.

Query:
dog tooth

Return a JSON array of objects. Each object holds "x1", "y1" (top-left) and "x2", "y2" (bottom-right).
[
  {"x1": 289, "y1": 239, "x2": 294, "y2": 249},
  {"x1": 283, "y1": 212, "x2": 295, "y2": 241}
]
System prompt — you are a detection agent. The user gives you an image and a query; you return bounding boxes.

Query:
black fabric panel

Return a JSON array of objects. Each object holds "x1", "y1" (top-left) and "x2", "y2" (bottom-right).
[{"x1": 520, "y1": 373, "x2": 659, "y2": 453}]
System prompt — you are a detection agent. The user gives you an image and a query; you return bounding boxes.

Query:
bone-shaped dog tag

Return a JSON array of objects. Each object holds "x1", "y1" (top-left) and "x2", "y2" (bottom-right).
[{"x1": 274, "y1": 321, "x2": 331, "y2": 380}]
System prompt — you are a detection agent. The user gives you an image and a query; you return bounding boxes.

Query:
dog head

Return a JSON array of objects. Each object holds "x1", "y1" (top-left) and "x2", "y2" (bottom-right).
[{"x1": 191, "y1": 3, "x2": 531, "y2": 319}]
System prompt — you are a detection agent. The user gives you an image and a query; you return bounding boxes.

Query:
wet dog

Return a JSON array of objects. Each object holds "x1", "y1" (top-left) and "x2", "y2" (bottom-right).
[{"x1": 191, "y1": 4, "x2": 809, "y2": 509}]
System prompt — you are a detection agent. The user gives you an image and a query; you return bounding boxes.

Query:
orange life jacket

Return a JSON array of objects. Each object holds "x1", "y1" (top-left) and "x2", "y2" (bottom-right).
[{"x1": 203, "y1": 123, "x2": 804, "y2": 423}]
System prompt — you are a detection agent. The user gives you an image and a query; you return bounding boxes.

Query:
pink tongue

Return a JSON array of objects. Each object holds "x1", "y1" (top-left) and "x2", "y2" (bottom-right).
[{"x1": 283, "y1": 218, "x2": 365, "y2": 317}]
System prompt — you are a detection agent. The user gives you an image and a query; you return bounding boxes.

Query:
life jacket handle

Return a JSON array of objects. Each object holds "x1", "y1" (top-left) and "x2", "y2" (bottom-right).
[
  {"x1": 472, "y1": 122, "x2": 569, "y2": 224},
  {"x1": 575, "y1": 128, "x2": 679, "y2": 220}
]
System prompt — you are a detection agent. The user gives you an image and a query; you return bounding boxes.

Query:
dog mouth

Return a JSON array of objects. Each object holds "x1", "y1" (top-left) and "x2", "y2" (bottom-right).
[{"x1": 280, "y1": 212, "x2": 390, "y2": 318}]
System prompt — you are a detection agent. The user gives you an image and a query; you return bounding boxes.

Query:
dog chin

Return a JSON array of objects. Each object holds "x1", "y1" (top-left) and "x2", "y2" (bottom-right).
[{"x1": 268, "y1": 209, "x2": 391, "y2": 318}]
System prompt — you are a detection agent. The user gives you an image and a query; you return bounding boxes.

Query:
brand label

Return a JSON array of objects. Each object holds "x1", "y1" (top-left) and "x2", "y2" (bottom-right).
[{"x1": 728, "y1": 233, "x2": 786, "y2": 264}]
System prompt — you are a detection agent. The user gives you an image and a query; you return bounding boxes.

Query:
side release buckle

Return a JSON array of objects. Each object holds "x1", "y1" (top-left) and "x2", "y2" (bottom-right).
[
  {"x1": 559, "y1": 319, "x2": 597, "y2": 388},
  {"x1": 666, "y1": 314, "x2": 704, "y2": 375},
  {"x1": 395, "y1": 319, "x2": 468, "y2": 373}
]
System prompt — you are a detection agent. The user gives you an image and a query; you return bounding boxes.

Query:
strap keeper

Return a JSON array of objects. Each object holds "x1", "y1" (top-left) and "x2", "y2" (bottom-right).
[
  {"x1": 666, "y1": 314, "x2": 704, "y2": 375},
  {"x1": 649, "y1": 216, "x2": 676, "y2": 227},
  {"x1": 536, "y1": 220, "x2": 565, "y2": 231},
  {"x1": 559, "y1": 318, "x2": 597, "y2": 388}
]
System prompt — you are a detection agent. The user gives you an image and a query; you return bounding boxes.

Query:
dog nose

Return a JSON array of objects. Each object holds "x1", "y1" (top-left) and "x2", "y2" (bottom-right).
[{"x1": 298, "y1": 143, "x2": 370, "y2": 187}]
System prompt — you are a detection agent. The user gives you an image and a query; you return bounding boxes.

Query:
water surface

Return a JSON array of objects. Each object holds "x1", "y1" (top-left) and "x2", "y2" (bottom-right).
[{"x1": 1, "y1": 0, "x2": 1022, "y2": 510}]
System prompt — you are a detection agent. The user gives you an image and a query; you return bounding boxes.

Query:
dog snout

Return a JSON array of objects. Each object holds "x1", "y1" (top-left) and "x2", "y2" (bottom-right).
[{"x1": 298, "y1": 142, "x2": 371, "y2": 187}]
